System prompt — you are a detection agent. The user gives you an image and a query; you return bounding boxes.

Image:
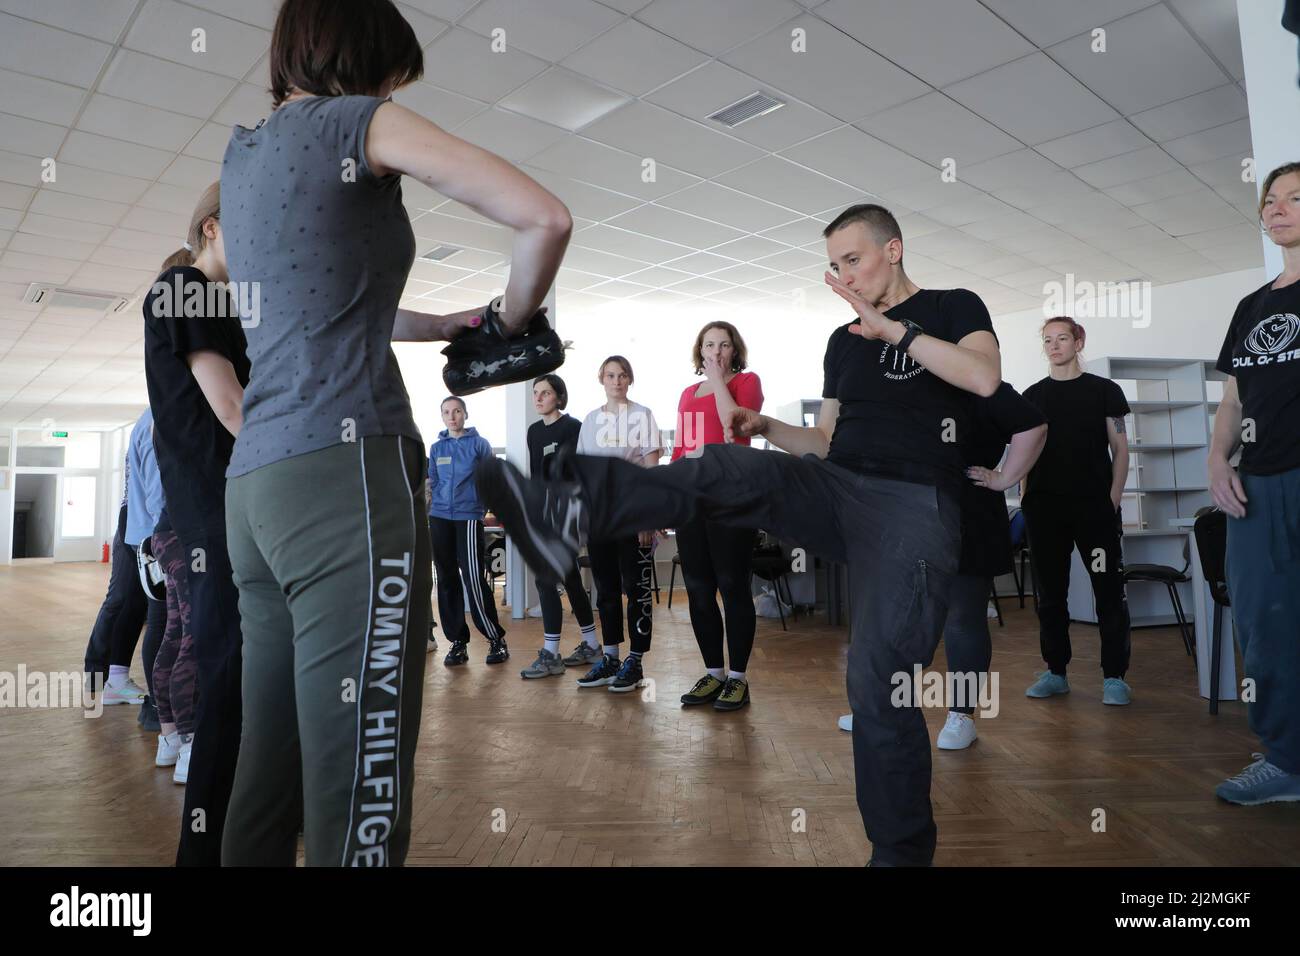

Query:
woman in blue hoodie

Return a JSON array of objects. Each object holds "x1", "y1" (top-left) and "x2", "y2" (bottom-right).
[{"x1": 429, "y1": 396, "x2": 508, "y2": 666}]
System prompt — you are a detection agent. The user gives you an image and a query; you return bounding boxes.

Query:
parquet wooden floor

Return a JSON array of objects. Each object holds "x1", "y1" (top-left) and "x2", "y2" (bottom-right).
[{"x1": 1, "y1": 561, "x2": 1296, "y2": 866}]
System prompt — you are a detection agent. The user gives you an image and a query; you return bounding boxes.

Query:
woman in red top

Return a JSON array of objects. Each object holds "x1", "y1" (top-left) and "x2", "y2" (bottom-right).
[{"x1": 672, "y1": 321, "x2": 765, "y2": 711}]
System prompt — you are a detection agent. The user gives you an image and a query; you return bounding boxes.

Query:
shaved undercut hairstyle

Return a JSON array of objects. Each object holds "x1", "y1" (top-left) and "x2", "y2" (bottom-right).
[{"x1": 822, "y1": 203, "x2": 903, "y2": 252}]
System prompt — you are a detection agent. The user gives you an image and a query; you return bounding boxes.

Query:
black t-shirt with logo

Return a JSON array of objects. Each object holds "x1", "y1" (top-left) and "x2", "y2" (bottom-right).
[
  {"x1": 143, "y1": 265, "x2": 251, "y2": 541},
  {"x1": 1216, "y1": 277, "x2": 1300, "y2": 475},
  {"x1": 1022, "y1": 372, "x2": 1129, "y2": 501},
  {"x1": 527, "y1": 414, "x2": 582, "y2": 479},
  {"x1": 822, "y1": 287, "x2": 995, "y2": 494},
  {"x1": 958, "y1": 382, "x2": 1046, "y2": 576}
]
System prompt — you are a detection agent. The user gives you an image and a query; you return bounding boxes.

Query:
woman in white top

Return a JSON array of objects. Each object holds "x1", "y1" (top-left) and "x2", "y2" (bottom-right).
[{"x1": 574, "y1": 355, "x2": 661, "y2": 694}]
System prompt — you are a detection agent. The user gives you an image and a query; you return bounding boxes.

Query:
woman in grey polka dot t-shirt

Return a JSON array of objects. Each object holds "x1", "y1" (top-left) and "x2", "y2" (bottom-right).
[{"x1": 218, "y1": 0, "x2": 571, "y2": 868}]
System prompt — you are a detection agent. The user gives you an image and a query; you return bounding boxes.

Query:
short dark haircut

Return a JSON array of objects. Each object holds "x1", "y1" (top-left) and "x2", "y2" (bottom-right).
[
  {"x1": 691, "y1": 321, "x2": 749, "y2": 375},
  {"x1": 269, "y1": 0, "x2": 424, "y2": 109},
  {"x1": 532, "y1": 373, "x2": 568, "y2": 411},
  {"x1": 599, "y1": 355, "x2": 634, "y2": 385},
  {"x1": 822, "y1": 203, "x2": 903, "y2": 247},
  {"x1": 440, "y1": 395, "x2": 466, "y2": 414}
]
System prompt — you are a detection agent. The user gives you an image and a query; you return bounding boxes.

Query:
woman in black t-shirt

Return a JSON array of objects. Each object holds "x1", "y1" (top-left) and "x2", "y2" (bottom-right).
[
  {"x1": 1021, "y1": 316, "x2": 1133, "y2": 706},
  {"x1": 1207, "y1": 162, "x2": 1300, "y2": 806},
  {"x1": 519, "y1": 374, "x2": 599, "y2": 679}
]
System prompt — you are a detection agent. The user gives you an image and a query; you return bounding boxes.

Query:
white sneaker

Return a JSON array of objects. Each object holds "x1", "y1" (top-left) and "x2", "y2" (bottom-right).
[
  {"x1": 837, "y1": 713, "x2": 852, "y2": 732},
  {"x1": 102, "y1": 677, "x2": 148, "y2": 705},
  {"x1": 155, "y1": 732, "x2": 182, "y2": 767},
  {"x1": 986, "y1": 603, "x2": 999, "y2": 619},
  {"x1": 937, "y1": 711, "x2": 978, "y2": 750},
  {"x1": 526, "y1": 603, "x2": 544, "y2": 618},
  {"x1": 173, "y1": 734, "x2": 193, "y2": 784}
]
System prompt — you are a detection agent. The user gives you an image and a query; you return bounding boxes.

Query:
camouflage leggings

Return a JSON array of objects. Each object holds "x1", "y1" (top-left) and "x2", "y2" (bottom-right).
[{"x1": 151, "y1": 529, "x2": 198, "y2": 734}]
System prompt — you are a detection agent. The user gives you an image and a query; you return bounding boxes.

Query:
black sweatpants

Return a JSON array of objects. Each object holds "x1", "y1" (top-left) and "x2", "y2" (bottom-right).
[
  {"x1": 175, "y1": 525, "x2": 244, "y2": 867},
  {"x1": 428, "y1": 516, "x2": 504, "y2": 644},
  {"x1": 588, "y1": 536, "x2": 653, "y2": 653},
  {"x1": 1022, "y1": 492, "x2": 1131, "y2": 679},
  {"x1": 568, "y1": 445, "x2": 959, "y2": 865},
  {"x1": 142, "y1": 589, "x2": 167, "y2": 697},
  {"x1": 538, "y1": 561, "x2": 595, "y2": 637},
  {"x1": 84, "y1": 504, "x2": 148, "y2": 682},
  {"x1": 675, "y1": 518, "x2": 756, "y2": 673},
  {"x1": 941, "y1": 573, "x2": 993, "y2": 715}
]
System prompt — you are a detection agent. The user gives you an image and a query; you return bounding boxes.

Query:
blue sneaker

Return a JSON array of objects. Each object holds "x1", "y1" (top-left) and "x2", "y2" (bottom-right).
[
  {"x1": 1102, "y1": 677, "x2": 1132, "y2": 705},
  {"x1": 1215, "y1": 754, "x2": 1300, "y2": 805},
  {"x1": 1025, "y1": 671, "x2": 1069, "y2": 698},
  {"x1": 608, "y1": 655, "x2": 645, "y2": 694},
  {"x1": 576, "y1": 653, "x2": 620, "y2": 688}
]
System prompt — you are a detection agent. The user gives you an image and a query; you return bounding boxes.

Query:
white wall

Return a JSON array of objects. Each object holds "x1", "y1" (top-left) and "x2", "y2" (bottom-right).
[{"x1": 992, "y1": 267, "x2": 1267, "y2": 391}]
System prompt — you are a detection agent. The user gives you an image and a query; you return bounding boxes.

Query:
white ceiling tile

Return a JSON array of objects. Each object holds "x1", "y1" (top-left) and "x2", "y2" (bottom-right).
[
  {"x1": 1104, "y1": 223, "x2": 1184, "y2": 250},
  {"x1": 860, "y1": 92, "x2": 1022, "y2": 168},
  {"x1": 89, "y1": 245, "x2": 166, "y2": 271},
  {"x1": 498, "y1": 68, "x2": 629, "y2": 132},
  {"x1": 922, "y1": 193, "x2": 1018, "y2": 227},
  {"x1": 757, "y1": 218, "x2": 822, "y2": 246},
  {"x1": 180, "y1": 0, "x2": 279, "y2": 30},
  {"x1": 645, "y1": 61, "x2": 840, "y2": 153},
  {"x1": 654, "y1": 182, "x2": 802, "y2": 233},
  {"x1": 783, "y1": 126, "x2": 934, "y2": 194},
  {"x1": 1034, "y1": 119, "x2": 1153, "y2": 168},
  {"x1": 451, "y1": 106, "x2": 569, "y2": 163},
  {"x1": 461, "y1": 0, "x2": 623, "y2": 61},
  {"x1": 606, "y1": 203, "x2": 745, "y2": 248},
  {"x1": 6, "y1": 233, "x2": 97, "y2": 261},
  {"x1": 27, "y1": 190, "x2": 127, "y2": 226},
  {"x1": 0, "y1": 12, "x2": 113, "y2": 88},
  {"x1": 0, "y1": 208, "x2": 21, "y2": 229},
  {"x1": 98, "y1": 48, "x2": 238, "y2": 119},
  {"x1": 819, "y1": 0, "x2": 1034, "y2": 87},
  {"x1": 422, "y1": 27, "x2": 549, "y2": 102},
  {"x1": 119, "y1": 206, "x2": 189, "y2": 238},
  {"x1": 0, "y1": 149, "x2": 42, "y2": 188},
  {"x1": 722, "y1": 15, "x2": 929, "y2": 121},
  {"x1": 157, "y1": 155, "x2": 222, "y2": 191},
  {"x1": 77, "y1": 94, "x2": 206, "y2": 153},
  {"x1": 73, "y1": 263, "x2": 155, "y2": 291},
  {"x1": 562, "y1": 19, "x2": 707, "y2": 96},
  {"x1": 411, "y1": 211, "x2": 512, "y2": 255},
  {"x1": 0, "y1": 112, "x2": 65, "y2": 159},
  {"x1": 710, "y1": 262, "x2": 783, "y2": 285},
  {"x1": 572, "y1": 222, "x2": 695, "y2": 262},
  {"x1": 989, "y1": 171, "x2": 1097, "y2": 211},
  {"x1": 1188, "y1": 155, "x2": 1255, "y2": 193},
  {"x1": 957, "y1": 149, "x2": 1067, "y2": 193},
  {"x1": 716, "y1": 156, "x2": 864, "y2": 216},
  {"x1": 1, "y1": 250, "x2": 82, "y2": 276},
  {"x1": 555, "y1": 265, "x2": 611, "y2": 290},
  {"x1": 619, "y1": 264, "x2": 694, "y2": 287},
  {"x1": 636, "y1": 0, "x2": 803, "y2": 56},
  {"x1": 1179, "y1": 222, "x2": 1265, "y2": 252},
  {"x1": 59, "y1": 130, "x2": 173, "y2": 180},
  {"x1": 0, "y1": 0, "x2": 138, "y2": 42},
  {"x1": 552, "y1": 245, "x2": 648, "y2": 277},
  {"x1": 1103, "y1": 168, "x2": 1205, "y2": 206},
  {"x1": 528, "y1": 136, "x2": 698, "y2": 199},
  {"x1": 874, "y1": 179, "x2": 983, "y2": 214},
  {"x1": 517, "y1": 165, "x2": 642, "y2": 220},
  {"x1": 42, "y1": 163, "x2": 151, "y2": 204},
  {"x1": 705, "y1": 236, "x2": 790, "y2": 262},
  {"x1": 960, "y1": 212, "x2": 1053, "y2": 241},
  {"x1": 0, "y1": 67, "x2": 84, "y2": 127},
  {"x1": 1168, "y1": 0, "x2": 1246, "y2": 81},
  {"x1": 182, "y1": 122, "x2": 234, "y2": 162},
  {"x1": 1047, "y1": 5, "x2": 1228, "y2": 114},
  {"x1": 1128, "y1": 83, "x2": 1248, "y2": 142},
  {"x1": 751, "y1": 246, "x2": 824, "y2": 272},
  {"x1": 660, "y1": 250, "x2": 742, "y2": 275},
  {"x1": 662, "y1": 275, "x2": 736, "y2": 296},
  {"x1": 945, "y1": 53, "x2": 1119, "y2": 146},
  {"x1": 395, "y1": 2, "x2": 451, "y2": 49},
  {"x1": 582, "y1": 101, "x2": 763, "y2": 178},
  {"x1": 123, "y1": 0, "x2": 270, "y2": 80},
  {"x1": 211, "y1": 83, "x2": 273, "y2": 128},
  {"x1": 979, "y1": 0, "x2": 1157, "y2": 46},
  {"x1": 391, "y1": 82, "x2": 486, "y2": 131},
  {"x1": 1073, "y1": 146, "x2": 1181, "y2": 189},
  {"x1": 18, "y1": 213, "x2": 111, "y2": 243},
  {"x1": 101, "y1": 227, "x2": 181, "y2": 255},
  {"x1": 1162, "y1": 118, "x2": 1252, "y2": 166}
]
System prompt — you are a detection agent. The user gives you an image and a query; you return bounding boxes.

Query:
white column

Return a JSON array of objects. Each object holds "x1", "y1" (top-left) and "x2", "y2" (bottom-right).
[
  {"x1": 1238, "y1": 0, "x2": 1300, "y2": 275},
  {"x1": 503, "y1": 286, "x2": 557, "y2": 619}
]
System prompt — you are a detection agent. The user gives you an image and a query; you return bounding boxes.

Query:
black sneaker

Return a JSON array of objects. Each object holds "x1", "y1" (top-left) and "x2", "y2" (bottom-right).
[
  {"x1": 443, "y1": 640, "x2": 469, "y2": 666},
  {"x1": 137, "y1": 695, "x2": 161, "y2": 732},
  {"x1": 680, "y1": 674, "x2": 725, "y2": 706},
  {"x1": 485, "y1": 635, "x2": 510, "y2": 664},
  {"x1": 609, "y1": 655, "x2": 644, "y2": 694},
  {"x1": 474, "y1": 456, "x2": 584, "y2": 585},
  {"x1": 576, "y1": 653, "x2": 620, "y2": 688}
]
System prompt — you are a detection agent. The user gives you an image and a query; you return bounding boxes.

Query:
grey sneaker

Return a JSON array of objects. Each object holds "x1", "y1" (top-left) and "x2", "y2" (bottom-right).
[
  {"x1": 1215, "y1": 754, "x2": 1300, "y2": 805},
  {"x1": 521, "y1": 648, "x2": 565, "y2": 679},
  {"x1": 1025, "y1": 671, "x2": 1070, "y2": 698},
  {"x1": 562, "y1": 641, "x2": 601, "y2": 667}
]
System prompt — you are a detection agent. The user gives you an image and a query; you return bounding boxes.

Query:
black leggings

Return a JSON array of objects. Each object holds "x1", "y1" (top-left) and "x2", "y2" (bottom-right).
[
  {"x1": 588, "y1": 537, "x2": 653, "y2": 653},
  {"x1": 941, "y1": 573, "x2": 992, "y2": 715},
  {"x1": 675, "y1": 518, "x2": 756, "y2": 672},
  {"x1": 538, "y1": 561, "x2": 594, "y2": 637}
]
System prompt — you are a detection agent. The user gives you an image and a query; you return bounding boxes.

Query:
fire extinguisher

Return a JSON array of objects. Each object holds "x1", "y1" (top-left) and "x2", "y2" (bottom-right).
[{"x1": 102, "y1": 541, "x2": 110, "y2": 563}]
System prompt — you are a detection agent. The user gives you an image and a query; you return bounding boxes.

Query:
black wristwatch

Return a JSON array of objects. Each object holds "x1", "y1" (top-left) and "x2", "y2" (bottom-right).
[{"x1": 896, "y1": 318, "x2": 924, "y2": 354}]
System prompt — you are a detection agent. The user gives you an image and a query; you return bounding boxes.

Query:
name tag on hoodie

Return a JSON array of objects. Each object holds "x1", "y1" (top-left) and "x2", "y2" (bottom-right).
[
  {"x1": 543, "y1": 443, "x2": 557, "y2": 456},
  {"x1": 436, "y1": 456, "x2": 452, "y2": 465}
]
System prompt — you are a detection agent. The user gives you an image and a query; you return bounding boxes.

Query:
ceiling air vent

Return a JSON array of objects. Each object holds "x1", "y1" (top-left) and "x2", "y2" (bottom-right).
[
  {"x1": 22, "y1": 283, "x2": 130, "y2": 313},
  {"x1": 708, "y1": 91, "x2": 785, "y2": 129},
  {"x1": 420, "y1": 245, "x2": 463, "y2": 262}
]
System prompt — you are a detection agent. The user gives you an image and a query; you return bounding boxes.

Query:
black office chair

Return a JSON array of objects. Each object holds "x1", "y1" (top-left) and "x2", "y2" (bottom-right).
[
  {"x1": 1192, "y1": 507, "x2": 1230, "y2": 715},
  {"x1": 1122, "y1": 541, "x2": 1195, "y2": 659},
  {"x1": 988, "y1": 582, "x2": 1004, "y2": 627},
  {"x1": 667, "y1": 552, "x2": 682, "y2": 608},
  {"x1": 750, "y1": 531, "x2": 797, "y2": 631},
  {"x1": 1008, "y1": 506, "x2": 1036, "y2": 610}
]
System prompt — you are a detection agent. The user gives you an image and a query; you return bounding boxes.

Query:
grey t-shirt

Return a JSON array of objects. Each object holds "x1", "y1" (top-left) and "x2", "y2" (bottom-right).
[{"x1": 221, "y1": 94, "x2": 420, "y2": 478}]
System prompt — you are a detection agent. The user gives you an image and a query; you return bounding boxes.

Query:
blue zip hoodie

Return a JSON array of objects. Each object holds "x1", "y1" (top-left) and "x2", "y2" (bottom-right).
[{"x1": 428, "y1": 427, "x2": 493, "y2": 520}]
